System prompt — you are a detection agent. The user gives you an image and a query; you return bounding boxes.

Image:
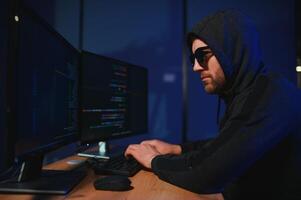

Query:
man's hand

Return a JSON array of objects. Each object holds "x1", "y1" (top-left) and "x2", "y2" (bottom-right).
[
  {"x1": 124, "y1": 143, "x2": 161, "y2": 169},
  {"x1": 140, "y1": 139, "x2": 182, "y2": 155}
]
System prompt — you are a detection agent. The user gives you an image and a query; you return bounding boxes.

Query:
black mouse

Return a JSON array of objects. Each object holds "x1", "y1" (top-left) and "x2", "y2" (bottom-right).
[{"x1": 94, "y1": 175, "x2": 133, "y2": 191}]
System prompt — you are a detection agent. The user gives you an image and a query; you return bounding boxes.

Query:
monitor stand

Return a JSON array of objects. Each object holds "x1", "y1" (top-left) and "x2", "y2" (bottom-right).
[
  {"x1": 77, "y1": 141, "x2": 125, "y2": 159},
  {"x1": 0, "y1": 154, "x2": 86, "y2": 195}
]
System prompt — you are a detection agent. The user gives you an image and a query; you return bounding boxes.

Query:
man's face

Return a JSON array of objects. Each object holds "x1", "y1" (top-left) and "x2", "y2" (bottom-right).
[{"x1": 191, "y1": 39, "x2": 226, "y2": 94}]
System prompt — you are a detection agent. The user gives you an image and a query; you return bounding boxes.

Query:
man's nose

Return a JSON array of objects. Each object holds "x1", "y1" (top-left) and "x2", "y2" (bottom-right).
[{"x1": 193, "y1": 60, "x2": 205, "y2": 72}]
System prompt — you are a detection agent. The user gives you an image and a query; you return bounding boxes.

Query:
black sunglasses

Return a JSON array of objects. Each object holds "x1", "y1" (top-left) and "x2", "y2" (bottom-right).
[{"x1": 189, "y1": 46, "x2": 213, "y2": 67}]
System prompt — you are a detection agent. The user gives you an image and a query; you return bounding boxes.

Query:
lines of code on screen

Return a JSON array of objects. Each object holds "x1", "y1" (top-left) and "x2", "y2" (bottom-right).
[{"x1": 81, "y1": 52, "x2": 147, "y2": 143}]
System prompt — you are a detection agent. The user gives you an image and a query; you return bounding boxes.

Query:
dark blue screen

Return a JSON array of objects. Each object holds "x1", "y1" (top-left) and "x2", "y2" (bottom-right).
[{"x1": 15, "y1": 7, "x2": 79, "y2": 157}]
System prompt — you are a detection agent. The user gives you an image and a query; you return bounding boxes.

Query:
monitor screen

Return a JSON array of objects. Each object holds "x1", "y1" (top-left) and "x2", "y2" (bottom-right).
[
  {"x1": 14, "y1": 4, "x2": 79, "y2": 158},
  {"x1": 80, "y1": 51, "x2": 148, "y2": 144},
  {"x1": 0, "y1": 3, "x2": 85, "y2": 195}
]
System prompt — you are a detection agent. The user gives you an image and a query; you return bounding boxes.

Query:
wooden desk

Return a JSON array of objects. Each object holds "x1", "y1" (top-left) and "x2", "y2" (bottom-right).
[{"x1": 0, "y1": 156, "x2": 224, "y2": 200}]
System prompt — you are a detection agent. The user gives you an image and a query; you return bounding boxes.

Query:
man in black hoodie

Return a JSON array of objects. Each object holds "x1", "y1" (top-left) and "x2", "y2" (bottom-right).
[{"x1": 125, "y1": 10, "x2": 301, "y2": 199}]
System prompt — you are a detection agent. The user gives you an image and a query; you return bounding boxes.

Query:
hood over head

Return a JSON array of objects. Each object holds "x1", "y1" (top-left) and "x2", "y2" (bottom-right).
[{"x1": 187, "y1": 10, "x2": 267, "y2": 101}]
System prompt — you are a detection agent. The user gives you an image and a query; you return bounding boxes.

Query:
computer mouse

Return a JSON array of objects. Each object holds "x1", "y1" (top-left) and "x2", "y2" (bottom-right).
[{"x1": 94, "y1": 175, "x2": 133, "y2": 191}]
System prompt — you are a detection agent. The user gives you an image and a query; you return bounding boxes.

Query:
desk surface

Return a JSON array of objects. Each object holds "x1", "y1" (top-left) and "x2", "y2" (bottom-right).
[{"x1": 0, "y1": 156, "x2": 224, "y2": 200}]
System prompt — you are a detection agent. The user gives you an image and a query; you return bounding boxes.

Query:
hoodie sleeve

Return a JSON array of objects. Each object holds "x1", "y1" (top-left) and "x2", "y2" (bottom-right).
[
  {"x1": 151, "y1": 76, "x2": 297, "y2": 194},
  {"x1": 180, "y1": 139, "x2": 214, "y2": 153}
]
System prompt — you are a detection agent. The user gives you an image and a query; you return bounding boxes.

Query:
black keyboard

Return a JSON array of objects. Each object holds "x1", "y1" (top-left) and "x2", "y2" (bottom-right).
[{"x1": 88, "y1": 155, "x2": 142, "y2": 177}]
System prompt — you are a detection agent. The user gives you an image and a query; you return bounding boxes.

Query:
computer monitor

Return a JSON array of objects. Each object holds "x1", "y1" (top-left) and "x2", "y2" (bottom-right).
[
  {"x1": 0, "y1": 2, "x2": 85, "y2": 194},
  {"x1": 79, "y1": 51, "x2": 148, "y2": 157}
]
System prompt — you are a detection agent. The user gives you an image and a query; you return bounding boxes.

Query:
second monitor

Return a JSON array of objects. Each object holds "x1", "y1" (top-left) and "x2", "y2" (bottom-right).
[{"x1": 79, "y1": 51, "x2": 148, "y2": 157}]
